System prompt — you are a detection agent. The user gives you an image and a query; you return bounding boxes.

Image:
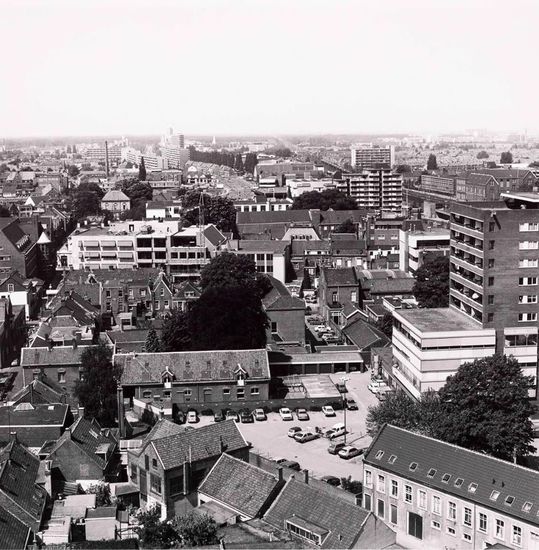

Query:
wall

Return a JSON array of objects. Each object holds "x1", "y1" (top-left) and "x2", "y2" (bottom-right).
[{"x1": 49, "y1": 438, "x2": 103, "y2": 482}]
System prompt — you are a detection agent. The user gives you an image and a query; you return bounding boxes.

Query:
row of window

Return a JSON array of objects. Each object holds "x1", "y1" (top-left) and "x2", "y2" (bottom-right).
[{"x1": 141, "y1": 386, "x2": 260, "y2": 400}]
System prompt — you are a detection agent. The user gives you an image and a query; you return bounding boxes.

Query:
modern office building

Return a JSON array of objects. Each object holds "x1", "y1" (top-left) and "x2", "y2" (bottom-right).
[
  {"x1": 419, "y1": 174, "x2": 456, "y2": 196},
  {"x1": 362, "y1": 424, "x2": 539, "y2": 550},
  {"x1": 399, "y1": 227, "x2": 450, "y2": 275},
  {"x1": 337, "y1": 170, "x2": 403, "y2": 212},
  {"x1": 351, "y1": 144, "x2": 395, "y2": 169}
]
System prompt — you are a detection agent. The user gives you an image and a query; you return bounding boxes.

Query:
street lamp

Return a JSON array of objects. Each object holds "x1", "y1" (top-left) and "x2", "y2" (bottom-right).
[{"x1": 341, "y1": 375, "x2": 350, "y2": 445}]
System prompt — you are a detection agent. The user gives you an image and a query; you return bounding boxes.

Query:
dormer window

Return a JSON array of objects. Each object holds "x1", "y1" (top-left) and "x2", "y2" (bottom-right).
[
  {"x1": 235, "y1": 364, "x2": 247, "y2": 386},
  {"x1": 161, "y1": 366, "x2": 174, "y2": 385}
]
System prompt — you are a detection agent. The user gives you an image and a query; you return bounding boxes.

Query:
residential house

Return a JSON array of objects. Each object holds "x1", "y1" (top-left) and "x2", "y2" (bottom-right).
[
  {"x1": 198, "y1": 453, "x2": 284, "y2": 521},
  {"x1": 342, "y1": 318, "x2": 391, "y2": 367},
  {"x1": 151, "y1": 271, "x2": 174, "y2": 315},
  {"x1": 8, "y1": 376, "x2": 67, "y2": 406},
  {"x1": 290, "y1": 240, "x2": 331, "y2": 283},
  {"x1": 455, "y1": 173, "x2": 500, "y2": 203},
  {"x1": 329, "y1": 237, "x2": 368, "y2": 269},
  {"x1": 106, "y1": 329, "x2": 150, "y2": 353},
  {"x1": 316, "y1": 210, "x2": 367, "y2": 238},
  {"x1": 357, "y1": 269, "x2": 416, "y2": 306},
  {"x1": 127, "y1": 419, "x2": 250, "y2": 519},
  {"x1": 100, "y1": 189, "x2": 131, "y2": 217},
  {"x1": 172, "y1": 280, "x2": 201, "y2": 311},
  {"x1": 0, "y1": 298, "x2": 26, "y2": 370},
  {"x1": 236, "y1": 210, "x2": 315, "y2": 241},
  {"x1": 263, "y1": 476, "x2": 396, "y2": 549},
  {"x1": 114, "y1": 349, "x2": 271, "y2": 422},
  {"x1": 0, "y1": 217, "x2": 38, "y2": 277},
  {"x1": 46, "y1": 417, "x2": 119, "y2": 486},
  {"x1": 362, "y1": 424, "x2": 539, "y2": 550},
  {"x1": 319, "y1": 268, "x2": 360, "y2": 327}
]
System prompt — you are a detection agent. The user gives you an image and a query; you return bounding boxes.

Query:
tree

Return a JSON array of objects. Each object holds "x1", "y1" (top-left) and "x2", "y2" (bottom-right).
[
  {"x1": 334, "y1": 219, "x2": 356, "y2": 234},
  {"x1": 181, "y1": 192, "x2": 236, "y2": 233},
  {"x1": 340, "y1": 476, "x2": 363, "y2": 495},
  {"x1": 476, "y1": 150, "x2": 489, "y2": 159},
  {"x1": 426, "y1": 154, "x2": 438, "y2": 170},
  {"x1": 172, "y1": 512, "x2": 218, "y2": 547},
  {"x1": 200, "y1": 252, "x2": 257, "y2": 291},
  {"x1": 234, "y1": 153, "x2": 244, "y2": 172},
  {"x1": 0, "y1": 206, "x2": 11, "y2": 217},
  {"x1": 412, "y1": 254, "x2": 449, "y2": 308},
  {"x1": 291, "y1": 189, "x2": 357, "y2": 210},
  {"x1": 144, "y1": 328, "x2": 161, "y2": 352},
  {"x1": 500, "y1": 151, "x2": 513, "y2": 164},
  {"x1": 119, "y1": 205, "x2": 146, "y2": 221},
  {"x1": 395, "y1": 164, "x2": 411, "y2": 174},
  {"x1": 375, "y1": 312, "x2": 393, "y2": 339},
  {"x1": 135, "y1": 507, "x2": 178, "y2": 549},
  {"x1": 436, "y1": 355, "x2": 536, "y2": 460},
  {"x1": 71, "y1": 181, "x2": 104, "y2": 219},
  {"x1": 366, "y1": 392, "x2": 423, "y2": 437},
  {"x1": 68, "y1": 165, "x2": 80, "y2": 178},
  {"x1": 138, "y1": 157, "x2": 147, "y2": 181},
  {"x1": 85, "y1": 483, "x2": 112, "y2": 507},
  {"x1": 73, "y1": 343, "x2": 119, "y2": 427},
  {"x1": 244, "y1": 152, "x2": 258, "y2": 174},
  {"x1": 160, "y1": 309, "x2": 192, "y2": 352},
  {"x1": 189, "y1": 286, "x2": 268, "y2": 350},
  {"x1": 121, "y1": 180, "x2": 153, "y2": 210}
]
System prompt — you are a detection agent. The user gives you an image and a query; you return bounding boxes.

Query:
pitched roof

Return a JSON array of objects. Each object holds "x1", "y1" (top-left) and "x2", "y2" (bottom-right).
[
  {"x1": 262, "y1": 277, "x2": 304, "y2": 311},
  {"x1": 467, "y1": 173, "x2": 497, "y2": 186},
  {"x1": 20, "y1": 345, "x2": 92, "y2": 367},
  {"x1": 0, "y1": 505, "x2": 31, "y2": 550},
  {"x1": 203, "y1": 224, "x2": 227, "y2": 247},
  {"x1": 10, "y1": 378, "x2": 65, "y2": 406},
  {"x1": 263, "y1": 478, "x2": 370, "y2": 549},
  {"x1": 364, "y1": 425, "x2": 539, "y2": 527},
  {"x1": 115, "y1": 349, "x2": 271, "y2": 385},
  {"x1": 139, "y1": 418, "x2": 185, "y2": 448},
  {"x1": 199, "y1": 453, "x2": 281, "y2": 518},
  {"x1": 322, "y1": 267, "x2": 357, "y2": 287},
  {"x1": 237, "y1": 210, "x2": 312, "y2": 226},
  {"x1": 0, "y1": 403, "x2": 68, "y2": 428},
  {"x1": 342, "y1": 319, "x2": 389, "y2": 350},
  {"x1": 102, "y1": 190, "x2": 130, "y2": 202},
  {"x1": 150, "y1": 420, "x2": 248, "y2": 470}
]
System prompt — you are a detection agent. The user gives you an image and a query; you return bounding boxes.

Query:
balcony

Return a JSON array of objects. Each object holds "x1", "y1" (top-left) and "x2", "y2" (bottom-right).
[
  {"x1": 451, "y1": 237, "x2": 484, "y2": 258},
  {"x1": 450, "y1": 269, "x2": 483, "y2": 294},
  {"x1": 450, "y1": 295, "x2": 483, "y2": 323},
  {"x1": 450, "y1": 284, "x2": 483, "y2": 309}
]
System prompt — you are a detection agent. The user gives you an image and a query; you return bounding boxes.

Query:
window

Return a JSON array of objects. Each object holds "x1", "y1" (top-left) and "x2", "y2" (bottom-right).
[
  {"x1": 468, "y1": 483, "x2": 477, "y2": 493},
  {"x1": 408, "y1": 512, "x2": 423, "y2": 540},
  {"x1": 365, "y1": 470, "x2": 372, "y2": 487},
  {"x1": 150, "y1": 473, "x2": 162, "y2": 494},
  {"x1": 377, "y1": 499, "x2": 385, "y2": 518},
  {"x1": 495, "y1": 519, "x2": 505, "y2": 539},
  {"x1": 130, "y1": 464, "x2": 137, "y2": 482},
  {"x1": 391, "y1": 480, "x2": 398, "y2": 498},
  {"x1": 237, "y1": 388, "x2": 245, "y2": 399},
  {"x1": 519, "y1": 294, "x2": 538, "y2": 303},
  {"x1": 250, "y1": 387, "x2": 259, "y2": 395},
  {"x1": 271, "y1": 321, "x2": 278, "y2": 333},
  {"x1": 448, "y1": 501, "x2": 457, "y2": 521},
  {"x1": 488, "y1": 312, "x2": 494, "y2": 322},
  {"x1": 490, "y1": 490, "x2": 500, "y2": 501},
  {"x1": 505, "y1": 495, "x2": 515, "y2": 506},
  {"x1": 144, "y1": 455, "x2": 149, "y2": 470},
  {"x1": 512, "y1": 525, "x2": 522, "y2": 546},
  {"x1": 57, "y1": 370, "x2": 66, "y2": 384},
  {"x1": 152, "y1": 458, "x2": 158, "y2": 469},
  {"x1": 447, "y1": 526, "x2": 456, "y2": 536},
  {"x1": 432, "y1": 495, "x2": 441, "y2": 515},
  {"x1": 142, "y1": 390, "x2": 152, "y2": 399},
  {"x1": 519, "y1": 258, "x2": 539, "y2": 268},
  {"x1": 519, "y1": 312, "x2": 537, "y2": 322},
  {"x1": 463, "y1": 533, "x2": 472, "y2": 542},
  {"x1": 390, "y1": 504, "x2": 397, "y2": 525},
  {"x1": 488, "y1": 295, "x2": 494, "y2": 305},
  {"x1": 488, "y1": 259, "x2": 495, "y2": 268},
  {"x1": 489, "y1": 221, "x2": 496, "y2": 231},
  {"x1": 377, "y1": 475, "x2": 385, "y2": 493},
  {"x1": 388, "y1": 454, "x2": 397, "y2": 464},
  {"x1": 418, "y1": 490, "x2": 426, "y2": 510},
  {"x1": 375, "y1": 450, "x2": 384, "y2": 460},
  {"x1": 427, "y1": 468, "x2": 436, "y2": 478},
  {"x1": 454, "y1": 478, "x2": 464, "y2": 488},
  {"x1": 183, "y1": 389, "x2": 192, "y2": 396},
  {"x1": 7, "y1": 283, "x2": 14, "y2": 292},
  {"x1": 519, "y1": 276, "x2": 538, "y2": 286},
  {"x1": 520, "y1": 240, "x2": 539, "y2": 250},
  {"x1": 432, "y1": 520, "x2": 441, "y2": 530},
  {"x1": 222, "y1": 388, "x2": 230, "y2": 395},
  {"x1": 488, "y1": 276, "x2": 494, "y2": 286},
  {"x1": 404, "y1": 485, "x2": 412, "y2": 504},
  {"x1": 463, "y1": 507, "x2": 472, "y2": 527},
  {"x1": 520, "y1": 222, "x2": 539, "y2": 231},
  {"x1": 489, "y1": 240, "x2": 495, "y2": 250},
  {"x1": 442, "y1": 473, "x2": 451, "y2": 483},
  {"x1": 478, "y1": 513, "x2": 487, "y2": 532},
  {"x1": 285, "y1": 520, "x2": 325, "y2": 546},
  {"x1": 409, "y1": 462, "x2": 418, "y2": 472},
  {"x1": 363, "y1": 493, "x2": 372, "y2": 511},
  {"x1": 523, "y1": 502, "x2": 533, "y2": 513}
]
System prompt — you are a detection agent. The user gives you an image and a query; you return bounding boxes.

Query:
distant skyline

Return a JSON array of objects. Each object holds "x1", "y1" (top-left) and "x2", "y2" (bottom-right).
[{"x1": 1, "y1": 0, "x2": 537, "y2": 138}]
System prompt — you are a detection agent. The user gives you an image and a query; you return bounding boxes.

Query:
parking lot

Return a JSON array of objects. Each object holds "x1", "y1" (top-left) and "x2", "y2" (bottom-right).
[{"x1": 193, "y1": 370, "x2": 379, "y2": 482}]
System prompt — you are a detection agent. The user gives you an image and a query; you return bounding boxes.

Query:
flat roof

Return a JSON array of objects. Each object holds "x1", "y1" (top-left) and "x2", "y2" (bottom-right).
[
  {"x1": 395, "y1": 307, "x2": 483, "y2": 332},
  {"x1": 501, "y1": 191, "x2": 539, "y2": 203}
]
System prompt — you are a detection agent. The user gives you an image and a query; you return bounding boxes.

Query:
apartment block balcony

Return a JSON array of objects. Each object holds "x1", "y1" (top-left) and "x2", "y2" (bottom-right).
[
  {"x1": 450, "y1": 238, "x2": 484, "y2": 258},
  {"x1": 450, "y1": 284, "x2": 483, "y2": 309},
  {"x1": 450, "y1": 269, "x2": 483, "y2": 294},
  {"x1": 451, "y1": 253, "x2": 483, "y2": 275}
]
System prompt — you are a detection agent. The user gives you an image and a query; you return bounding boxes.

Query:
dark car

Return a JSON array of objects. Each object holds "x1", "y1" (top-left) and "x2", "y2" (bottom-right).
[
  {"x1": 321, "y1": 475, "x2": 341, "y2": 487},
  {"x1": 240, "y1": 410, "x2": 254, "y2": 423},
  {"x1": 213, "y1": 410, "x2": 225, "y2": 422},
  {"x1": 174, "y1": 410, "x2": 185, "y2": 424},
  {"x1": 335, "y1": 383, "x2": 348, "y2": 394},
  {"x1": 345, "y1": 399, "x2": 358, "y2": 410},
  {"x1": 225, "y1": 410, "x2": 239, "y2": 422},
  {"x1": 276, "y1": 458, "x2": 301, "y2": 471},
  {"x1": 327, "y1": 441, "x2": 347, "y2": 455}
]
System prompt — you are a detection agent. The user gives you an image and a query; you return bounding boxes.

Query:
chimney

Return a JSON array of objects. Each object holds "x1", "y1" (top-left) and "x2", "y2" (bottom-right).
[
  {"x1": 72, "y1": 338, "x2": 78, "y2": 349},
  {"x1": 105, "y1": 141, "x2": 110, "y2": 178},
  {"x1": 183, "y1": 461, "x2": 191, "y2": 494},
  {"x1": 277, "y1": 467, "x2": 283, "y2": 482},
  {"x1": 303, "y1": 469, "x2": 309, "y2": 484},
  {"x1": 78, "y1": 406, "x2": 85, "y2": 418},
  {"x1": 117, "y1": 385, "x2": 125, "y2": 438},
  {"x1": 9, "y1": 432, "x2": 17, "y2": 442}
]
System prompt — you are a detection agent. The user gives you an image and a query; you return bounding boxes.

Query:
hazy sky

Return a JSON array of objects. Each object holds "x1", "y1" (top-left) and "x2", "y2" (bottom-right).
[{"x1": 1, "y1": 0, "x2": 537, "y2": 137}]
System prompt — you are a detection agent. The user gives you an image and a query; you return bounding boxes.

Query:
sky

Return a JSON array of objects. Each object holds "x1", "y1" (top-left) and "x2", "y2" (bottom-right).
[{"x1": 0, "y1": 0, "x2": 537, "y2": 138}]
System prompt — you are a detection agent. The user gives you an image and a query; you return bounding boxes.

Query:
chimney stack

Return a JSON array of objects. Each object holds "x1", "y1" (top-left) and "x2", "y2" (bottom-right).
[
  {"x1": 303, "y1": 469, "x2": 309, "y2": 484},
  {"x1": 105, "y1": 141, "x2": 110, "y2": 178},
  {"x1": 183, "y1": 461, "x2": 191, "y2": 494},
  {"x1": 277, "y1": 467, "x2": 283, "y2": 482}
]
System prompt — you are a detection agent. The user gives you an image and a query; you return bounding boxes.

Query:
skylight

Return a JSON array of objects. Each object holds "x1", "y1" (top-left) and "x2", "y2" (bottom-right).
[
  {"x1": 505, "y1": 496, "x2": 515, "y2": 506},
  {"x1": 454, "y1": 478, "x2": 463, "y2": 488},
  {"x1": 427, "y1": 468, "x2": 436, "y2": 478},
  {"x1": 375, "y1": 450, "x2": 384, "y2": 460},
  {"x1": 522, "y1": 502, "x2": 532, "y2": 513},
  {"x1": 490, "y1": 490, "x2": 500, "y2": 501},
  {"x1": 388, "y1": 455, "x2": 397, "y2": 464},
  {"x1": 409, "y1": 462, "x2": 418, "y2": 472},
  {"x1": 442, "y1": 474, "x2": 451, "y2": 483},
  {"x1": 468, "y1": 483, "x2": 478, "y2": 493}
]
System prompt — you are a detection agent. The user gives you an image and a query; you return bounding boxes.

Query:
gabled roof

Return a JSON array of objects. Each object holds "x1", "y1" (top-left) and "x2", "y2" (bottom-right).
[
  {"x1": 139, "y1": 419, "x2": 185, "y2": 449},
  {"x1": 318, "y1": 210, "x2": 366, "y2": 225},
  {"x1": 322, "y1": 267, "x2": 357, "y2": 287},
  {"x1": 149, "y1": 420, "x2": 248, "y2": 470},
  {"x1": 21, "y1": 345, "x2": 92, "y2": 367},
  {"x1": 263, "y1": 478, "x2": 370, "y2": 549},
  {"x1": 203, "y1": 224, "x2": 227, "y2": 247},
  {"x1": 237, "y1": 210, "x2": 312, "y2": 226},
  {"x1": 50, "y1": 291, "x2": 99, "y2": 325},
  {"x1": 262, "y1": 277, "x2": 304, "y2": 311},
  {"x1": 101, "y1": 190, "x2": 130, "y2": 202},
  {"x1": 0, "y1": 505, "x2": 31, "y2": 550},
  {"x1": 10, "y1": 378, "x2": 65, "y2": 406},
  {"x1": 115, "y1": 349, "x2": 271, "y2": 385},
  {"x1": 364, "y1": 424, "x2": 539, "y2": 527},
  {"x1": 199, "y1": 453, "x2": 282, "y2": 518},
  {"x1": 342, "y1": 319, "x2": 389, "y2": 350},
  {"x1": 0, "y1": 403, "x2": 69, "y2": 429},
  {"x1": 467, "y1": 173, "x2": 497, "y2": 187},
  {"x1": 174, "y1": 280, "x2": 201, "y2": 300}
]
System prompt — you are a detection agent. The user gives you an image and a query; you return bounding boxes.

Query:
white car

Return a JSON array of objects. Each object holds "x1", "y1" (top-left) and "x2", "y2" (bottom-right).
[
  {"x1": 368, "y1": 379, "x2": 389, "y2": 394},
  {"x1": 325, "y1": 422, "x2": 346, "y2": 439},
  {"x1": 338, "y1": 446, "x2": 364, "y2": 460},
  {"x1": 187, "y1": 411, "x2": 198, "y2": 423},
  {"x1": 279, "y1": 407, "x2": 293, "y2": 421},
  {"x1": 322, "y1": 405, "x2": 336, "y2": 417}
]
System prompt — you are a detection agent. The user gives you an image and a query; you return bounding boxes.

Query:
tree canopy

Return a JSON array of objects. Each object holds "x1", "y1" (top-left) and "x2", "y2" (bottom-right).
[
  {"x1": 73, "y1": 343, "x2": 119, "y2": 427},
  {"x1": 476, "y1": 150, "x2": 489, "y2": 159},
  {"x1": 412, "y1": 253, "x2": 449, "y2": 308},
  {"x1": 334, "y1": 219, "x2": 356, "y2": 234},
  {"x1": 500, "y1": 151, "x2": 513, "y2": 164},
  {"x1": 121, "y1": 179, "x2": 153, "y2": 211},
  {"x1": 291, "y1": 189, "x2": 357, "y2": 211},
  {"x1": 71, "y1": 181, "x2": 104, "y2": 219},
  {"x1": 244, "y1": 152, "x2": 258, "y2": 174},
  {"x1": 426, "y1": 154, "x2": 438, "y2": 170},
  {"x1": 172, "y1": 512, "x2": 218, "y2": 547},
  {"x1": 68, "y1": 165, "x2": 80, "y2": 178},
  {"x1": 375, "y1": 312, "x2": 393, "y2": 339},
  {"x1": 181, "y1": 191, "x2": 236, "y2": 234},
  {"x1": 138, "y1": 157, "x2": 147, "y2": 181},
  {"x1": 200, "y1": 252, "x2": 257, "y2": 291},
  {"x1": 144, "y1": 328, "x2": 161, "y2": 352},
  {"x1": 161, "y1": 309, "x2": 192, "y2": 353}
]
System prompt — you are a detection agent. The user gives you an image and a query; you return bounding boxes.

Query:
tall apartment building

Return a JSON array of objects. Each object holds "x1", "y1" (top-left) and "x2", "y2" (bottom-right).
[
  {"x1": 81, "y1": 143, "x2": 122, "y2": 162},
  {"x1": 351, "y1": 144, "x2": 395, "y2": 169},
  {"x1": 337, "y1": 170, "x2": 403, "y2": 212},
  {"x1": 161, "y1": 145, "x2": 189, "y2": 169},
  {"x1": 399, "y1": 227, "x2": 450, "y2": 275}
]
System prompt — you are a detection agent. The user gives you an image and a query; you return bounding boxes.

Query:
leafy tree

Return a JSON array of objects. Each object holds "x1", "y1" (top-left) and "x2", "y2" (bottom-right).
[
  {"x1": 340, "y1": 476, "x2": 363, "y2": 495},
  {"x1": 244, "y1": 152, "x2": 258, "y2": 174},
  {"x1": 172, "y1": 512, "x2": 218, "y2": 547},
  {"x1": 72, "y1": 144, "x2": 77, "y2": 154},
  {"x1": 181, "y1": 192, "x2": 236, "y2": 233},
  {"x1": 0, "y1": 206, "x2": 11, "y2": 217},
  {"x1": 426, "y1": 154, "x2": 438, "y2": 170},
  {"x1": 200, "y1": 252, "x2": 257, "y2": 291},
  {"x1": 334, "y1": 219, "x2": 356, "y2": 234},
  {"x1": 160, "y1": 309, "x2": 192, "y2": 352},
  {"x1": 476, "y1": 150, "x2": 489, "y2": 159},
  {"x1": 71, "y1": 181, "x2": 104, "y2": 219},
  {"x1": 144, "y1": 328, "x2": 161, "y2": 352},
  {"x1": 135, "y1": 507, "x2": 178, "y2": 549},
  {"x1": 234, "y1": 154, "x2": 244, "y2": 172},
  {"x1": 291, "y1": 189, "x2": 357, "y2": 210},
  {"x1": 375, "y1": 312, "x2": 393, "y2": 338},
  {"x1": 412, "y1": 254, "x2": 449, "y2": 308},
  {"x1": 73, "y1": 343, "x2": 119, "y2": 427},
  {"x1": 366, "y1": 392, "x2": 423, "y2": 437},
  {"x1": 437, "y1": 355, "x2": 536, "y2": 460},
  {"x1": 85, "y1": 483, "x2": 112, "y2": 506},
  {"x1": 138, "y1": 157, "x2": 147, "y2": 181},
  {"x1": 121, "y1": 180, "x2": 153, "y2": 210},
  {"x1": 395, "y1": 164, "x2": 411, "y2": 174},
  {"x1": 119, "y1": 205, "x2": 146, "y2": 221},
  {"x1": 68, "y1": 165, "x2": 80, "y2": 178},
  {"x1": 500, "y1": 151, "x2": 513, "y2": 164},
  {"x1": 190, "y1": 286, "x2": 268, "y2": 350}
]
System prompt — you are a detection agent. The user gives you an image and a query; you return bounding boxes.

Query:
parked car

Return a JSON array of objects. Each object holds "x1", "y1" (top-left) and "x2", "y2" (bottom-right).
[
  {"x1": 294, "y1": 431, "x2": 319, "y2": 443},
  {"x1": 213, "y1": 410, "x2": 225, "y2": 422},
  {"x1": 240, "y1": 410, "x2": 254, "y2": 423},
  {"x1": 322, "y1": 332, "x2": 337, "y2": 341},
  {"x1": 315, "y1": 325, "x2": 331, "y2": 334},
  {"x1": 275, "y1": 458, "x2": 301, "y2": 471},
  {"x1": 287, "y1": 426, "x2": 302, "y2": 438},
  {"x1": 327, "y1": 441, "x2": 347, "y2": 455},
  {"x1": 377, "y1": 389, "x2": 396, "y2": 402},
  {"x1": 254, "y1": 408, "x2": 267, "y2": 421},
  {"x1": 338, "y1": 446, "x2": 364, "y2": 460},
  {"x1": 335, "y1": 382, "x2": 348, "y2": 393},
  {"x1": 296, "y1": 408, "x2": 310, "y2": 421},
  {"x1": 322, "y1": 405, "x2": 336, "y2": 417},
  {"x1": 279, "y1": 407, "x2": 294, "y2": 421},
  {"x1": 174, "y1": 410, "x2": 185, "y2": 424},
  {"x1": 225, "y1": 410, "x2": 239, "y2": 422},
  {"x1": 321, "y1": 475, "x2": 341, "y2": 486},
  {"x1": 187, "y1": 411, "x2": 198, "y2": 424},
  {"x1": 345, "y1": 399, "x2": 358, "y2": 410},
  {"x1": 368, "y1": 379, "x2": 389, "y2": 394},
  {"x1": 325, "y1": 423, "x2": 346, "y2": 440}
]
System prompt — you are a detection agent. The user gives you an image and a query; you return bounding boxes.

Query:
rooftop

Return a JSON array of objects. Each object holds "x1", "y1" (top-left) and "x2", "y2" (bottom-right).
[{"x1": 394, "y1": 306, "x2": 485, "y2": 333}]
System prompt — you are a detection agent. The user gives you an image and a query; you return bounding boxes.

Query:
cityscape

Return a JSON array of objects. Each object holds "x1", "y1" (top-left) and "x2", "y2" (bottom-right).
[{"x1": 0, "y1": 1, "x2": 538, "y2": 550}]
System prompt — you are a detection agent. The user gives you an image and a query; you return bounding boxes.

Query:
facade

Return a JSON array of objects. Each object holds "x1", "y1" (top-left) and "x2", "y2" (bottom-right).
[
  {"x1": 0, "y1": 298, "x2": 26, "y2": 370},
  {"x1": 399, "y1": 228, "x2": 451, "y2": 275},
  {"x1": 419, "y1": 174, "x2": 456, "y2": 196},
  {"x1": 0, "y1": 217, "x2": 38, "y2": 277},
  {"x1": 362, "y1": 424, "x2": 539, "y2": 550},
  {"x1": 455, "y1": 173, "x2": 500, "y2": 203},
  {"x1": 227, "y1": 240, "x2": 289, "y2": 284},
  {"x1": 337, "y1": 170, "x2": 403, "y2": 212},
  {"x1": 319, "y1": 267, "x2": 360, "y2": 326},
  {"x1": 100, "y1": 190, "x2": 131, "y2": 215},
  {"x1": 351, "y1": 144, "x2": 395, "y2": 169}
]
